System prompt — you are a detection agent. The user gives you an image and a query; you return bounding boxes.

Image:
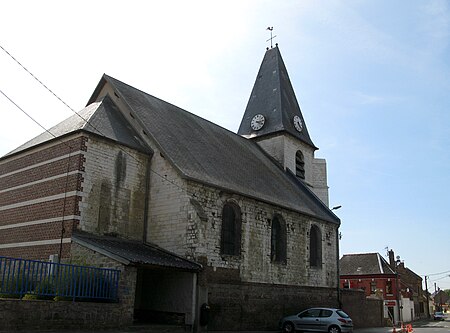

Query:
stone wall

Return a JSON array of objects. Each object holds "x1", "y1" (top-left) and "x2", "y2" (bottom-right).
[
  {"x1": 207, "y1": 281, "x2": 338, "y2": 330},
  {"x1": 188, "y1": 181, "x2": 338, "y2": 288},
  {"x1": 80, "y1": 135, "x2": 149, "y2": 241},
  {"x1": 254, "y1": 134, "x2": 329, "y2": 206},
  {"x1": 0, "y1": 299, "x2": 128, "y2": 331},
  {"x1": 70, "y1": 241, "x2": 137, "y2": 321},
  {"x1": 340, "y1": 289, "x2": 384, "y2": 328},
  {"x1": 146, "y1": 146, "x2": 189, "y2": 255}
]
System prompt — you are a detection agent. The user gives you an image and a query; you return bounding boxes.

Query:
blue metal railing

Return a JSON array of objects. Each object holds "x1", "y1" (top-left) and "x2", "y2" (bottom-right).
[{"x1": 0, "y1": 256, "x2": 120, "y2": 302}]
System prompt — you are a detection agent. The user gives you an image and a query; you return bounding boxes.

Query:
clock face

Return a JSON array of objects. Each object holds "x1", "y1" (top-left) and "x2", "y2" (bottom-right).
[
  {"x1": 293, "y1": 115, "x2": 303, "y2": 132},
  {"x1": 251, "y1": 114, "x2": 265, "y2": 131}
]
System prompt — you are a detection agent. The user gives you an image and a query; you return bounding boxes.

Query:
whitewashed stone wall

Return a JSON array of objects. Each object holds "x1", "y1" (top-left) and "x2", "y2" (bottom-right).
[
  {"x1": 144, "y1": 147, "x2": 191, "y2": 256},
  {"x1": 140, "y1": 138, "x2": 337, "y2": 288},
  {"x1": 186, "y1": 181, "x2": 338, "y2": 288},
  {"x1": 79, "y1": 135, "x2": 148, "y2": 240},
  {"x1": 255, "y1": 134, "x2": 329, "y2": 206},
  {"x1": 312, "y1": 158, "x2": 329, "y2": 206}
]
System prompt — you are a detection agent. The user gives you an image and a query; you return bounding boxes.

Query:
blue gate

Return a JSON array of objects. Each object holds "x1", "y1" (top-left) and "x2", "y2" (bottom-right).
[{"x1": 0, "y1": 256, "x2": 120, "y2": 302}]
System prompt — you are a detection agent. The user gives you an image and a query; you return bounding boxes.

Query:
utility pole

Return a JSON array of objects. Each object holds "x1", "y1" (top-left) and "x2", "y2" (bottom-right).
[{"x1": 424, "y1": 276, "x2": 430, "y2": 319}]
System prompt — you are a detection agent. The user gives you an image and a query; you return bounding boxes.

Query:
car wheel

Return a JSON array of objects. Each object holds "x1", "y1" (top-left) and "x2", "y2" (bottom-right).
[
  {"x1": 328, "y1": 325, "x2": 341, "y2": 333},
  {"x1": 282, "y1": 322, "x2": 295, "y2": 333}
]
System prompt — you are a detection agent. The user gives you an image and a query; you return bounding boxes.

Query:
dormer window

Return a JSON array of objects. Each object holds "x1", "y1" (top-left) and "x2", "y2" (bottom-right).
[{"x1": 296, "y1": 150, "x2": 305, "y2": 179}]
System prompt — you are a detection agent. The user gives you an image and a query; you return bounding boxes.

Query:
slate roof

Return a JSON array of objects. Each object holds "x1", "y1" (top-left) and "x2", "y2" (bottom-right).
[
  {"x1": 340, "y1": 253, "x2": 396, "y2": 276},
  {"x1": 72, "y1": 230, "x2": 202, "y2": 271},
  {"x1": 88, "y1": 74, "x2": 339, "y2": 224},
  {"x1": 238, "y1": 46, "x2": 316, "y2": 149},
  {"x1": 3, "y1": 47, "x2": 339, "y2": 225},
  {"x1": 4, "y1": 95, "x2": 151, "y2": 156}
]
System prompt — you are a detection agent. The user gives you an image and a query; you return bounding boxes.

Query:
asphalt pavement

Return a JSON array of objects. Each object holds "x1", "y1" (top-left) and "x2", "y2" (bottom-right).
[
  {"x1": 0, "y1": 319, "x2": 443, "y2": 333},
  {"x1": 0, "y1": 326, "x2": 398, "y2": 333}
]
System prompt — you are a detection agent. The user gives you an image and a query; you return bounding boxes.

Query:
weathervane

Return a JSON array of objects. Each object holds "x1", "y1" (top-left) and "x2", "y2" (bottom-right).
[{"x1": 266, "y1": 27, "x2": 277, "y2": 49}]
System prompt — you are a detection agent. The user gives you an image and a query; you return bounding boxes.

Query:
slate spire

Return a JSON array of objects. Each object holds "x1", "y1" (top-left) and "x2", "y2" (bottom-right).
[{"x1": 238, "y1": 46, "x2": 317, "y2": 149}]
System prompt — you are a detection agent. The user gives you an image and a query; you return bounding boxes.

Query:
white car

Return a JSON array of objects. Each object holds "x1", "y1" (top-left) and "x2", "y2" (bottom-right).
[
  {"x1": 433, "y1": 311, "x2": 445, "y2": 321},
  {"x1": 279, "y1": 307, "x2": 353, "y2": 333}
]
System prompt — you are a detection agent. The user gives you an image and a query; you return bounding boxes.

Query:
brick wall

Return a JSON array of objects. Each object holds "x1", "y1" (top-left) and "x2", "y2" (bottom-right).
[{"x1": 0, "y1": 135, "x2": 85, "y2": 260}]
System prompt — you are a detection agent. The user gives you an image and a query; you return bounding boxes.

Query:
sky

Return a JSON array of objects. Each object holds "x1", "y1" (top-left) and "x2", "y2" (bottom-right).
[{"x1": 1, "y1": 0, "x2": 449, "y2": 291}]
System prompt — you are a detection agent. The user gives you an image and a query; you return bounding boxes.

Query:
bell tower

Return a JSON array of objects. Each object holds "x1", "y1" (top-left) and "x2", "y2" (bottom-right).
[{"x1": 238, "y1": 46, "x2": 329, "y2": 206}]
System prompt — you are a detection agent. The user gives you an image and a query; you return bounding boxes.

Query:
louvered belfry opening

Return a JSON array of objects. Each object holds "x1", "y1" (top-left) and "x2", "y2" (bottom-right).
[{"x1": 296, "y1": 150, "x2": 305, "y2": 179}]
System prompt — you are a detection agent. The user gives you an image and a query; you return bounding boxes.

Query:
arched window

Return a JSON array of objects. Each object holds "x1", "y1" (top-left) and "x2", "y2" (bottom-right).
[
  {"x1": 296, "y1": 150, "x2": 305, "y2": 179},
  {"x1": 310, "y1": 225, "x2": 322, "y2": 268},
  {"x1": 271, "y1": 215, "x2": 287, "y2": 263},
  {"x1": 220, "y1": 202, "x2": 242, "y2": 255}
]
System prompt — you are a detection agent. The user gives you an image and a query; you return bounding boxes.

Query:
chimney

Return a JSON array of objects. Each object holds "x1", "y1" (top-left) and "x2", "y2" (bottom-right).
[{"x1": 388, "y1": 249, "x2": 395, "y2": 269}]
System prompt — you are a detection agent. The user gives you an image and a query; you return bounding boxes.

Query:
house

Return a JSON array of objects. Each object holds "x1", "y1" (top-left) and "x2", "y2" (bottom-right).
[
  {"x1": 340, "y1": 250, "x2": 425, "y2": 324},
  {"x1": 0, "y1": 45, "x2": 340, "y2": 330},
  {"x1": 433, "y1": 290, "x2": 449, "y2": 312},
  {"x1": 387, "y1": 250, "x2": 427, "y2": 319},
  {"x1": 340, "y1": 253, "x2": 400, "y2": 324}
]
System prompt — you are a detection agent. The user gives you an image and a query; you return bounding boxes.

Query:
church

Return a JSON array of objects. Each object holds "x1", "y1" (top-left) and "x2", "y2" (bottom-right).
[{"x1": 0, "y1": 45, "x2": 340, "y2": 330}]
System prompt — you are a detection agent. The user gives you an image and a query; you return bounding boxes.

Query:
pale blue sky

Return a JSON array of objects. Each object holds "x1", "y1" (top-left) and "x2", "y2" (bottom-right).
[{"x1": 1, "y1": 1, "x2": 449, "y2": 290}]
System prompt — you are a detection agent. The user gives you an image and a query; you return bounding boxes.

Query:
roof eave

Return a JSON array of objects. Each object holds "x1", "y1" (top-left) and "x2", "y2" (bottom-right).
[
  {"x1": 72, "y1": 234, "x2": 131, "y2": 265},
  {"x1": 183, "y1": 173, "x2": 339, "y2": 225}
]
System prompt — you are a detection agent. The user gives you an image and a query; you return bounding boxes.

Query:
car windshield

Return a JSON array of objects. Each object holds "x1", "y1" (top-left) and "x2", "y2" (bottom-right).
[
  {"x1": 435, "y1": 312, "x2": 443, "y2": 315},
  {"x1": 336, "y1": 310, "x2": 350, "y2": 318}
]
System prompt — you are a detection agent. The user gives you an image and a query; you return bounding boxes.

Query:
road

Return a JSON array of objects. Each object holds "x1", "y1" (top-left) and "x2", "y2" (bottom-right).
[
  {"x1": 1, "y1": 317, "x2": 448, "y2": 333},
  {"x1": 355, "y1": 317, "x2": 450, "y2": 333}
]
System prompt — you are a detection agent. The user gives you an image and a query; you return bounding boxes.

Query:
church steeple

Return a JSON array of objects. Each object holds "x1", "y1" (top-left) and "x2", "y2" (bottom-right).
[
  {"x1": 238, "y1": 45, "x2": 329, "y2": 206},
  {"x1": 238, "y1": 46, "x2": 316, "y2": 150}
]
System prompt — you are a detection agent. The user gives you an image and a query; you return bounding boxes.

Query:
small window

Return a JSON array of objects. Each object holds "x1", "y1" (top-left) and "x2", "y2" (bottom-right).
[
  {"x1": 386, "y1": 280, "x2": 393, "y2": 294},
  {"x1": 371, "y1": 281, "x2": 377, "y2": 294},
  {"x1": 296, "y1": 150, "x2": 305, "y2": 179},
  {"x1": 271, "y1": 215, "x2": 287, "y2": 263},
  {"x1": 220, "y1": 202, "x2": 242, "y2": 256},
  {"x1": 309, "y1": 225, "x2": 322, "y2": 268}
]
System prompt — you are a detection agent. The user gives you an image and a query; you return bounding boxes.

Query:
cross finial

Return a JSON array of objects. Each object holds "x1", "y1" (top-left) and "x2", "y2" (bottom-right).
[{"x1": 266, "y1": 27, "x2": 277, "y2": 48}]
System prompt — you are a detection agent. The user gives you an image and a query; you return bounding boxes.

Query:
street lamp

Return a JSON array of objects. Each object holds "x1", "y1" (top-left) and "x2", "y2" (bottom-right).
[{"x1": 332, "y1": 204, "x2": 342, "y2": 307}]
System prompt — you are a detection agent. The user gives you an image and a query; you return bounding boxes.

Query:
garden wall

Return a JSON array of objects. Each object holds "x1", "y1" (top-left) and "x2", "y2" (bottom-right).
[
  {"x1": 340, "y1": 288, "x2": 384, "y2": 328},
  {"x1": 0, "y1": 298, "x2": 132, "y2": 331}
]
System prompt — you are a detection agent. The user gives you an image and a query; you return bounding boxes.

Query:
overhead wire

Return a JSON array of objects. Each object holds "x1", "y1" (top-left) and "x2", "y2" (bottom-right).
[
  {"x1": 0, "y1": 44, "x2": 76, "y2": 113},
  {"x1": 0, "y1": 87, "x2": 74, "y2": 263},
  {"x1": 425, "y1": 270, "x2": 450, "y2": 277},
  {"x1": 0, "y1": 43, "x2": 198, "y2": 198},
  {"x1": 0, "y1": 89, "x2": 59, "y2": 140}
]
